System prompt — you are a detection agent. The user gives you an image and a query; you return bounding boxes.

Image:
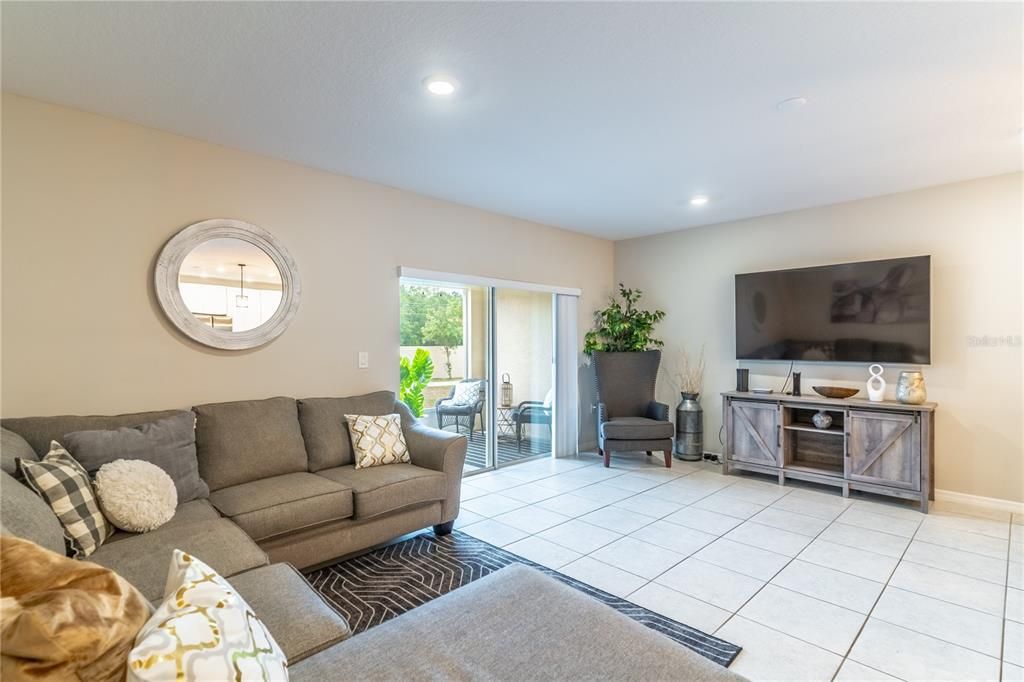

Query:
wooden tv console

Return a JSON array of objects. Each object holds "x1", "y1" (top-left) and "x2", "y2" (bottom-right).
[{"x1": 721, "y1": 391, "x2": 936, "y2": 512}]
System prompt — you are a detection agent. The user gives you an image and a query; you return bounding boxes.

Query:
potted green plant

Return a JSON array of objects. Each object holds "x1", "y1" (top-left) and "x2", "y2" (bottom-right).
[{"x1": 584, "y1": 284, "x2": 665, "y2": 355}]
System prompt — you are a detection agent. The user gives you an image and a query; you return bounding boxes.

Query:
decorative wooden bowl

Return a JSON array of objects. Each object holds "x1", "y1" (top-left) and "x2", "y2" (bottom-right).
[{"x1": 812, "y1": 386, "x2": 860, "y2": 399}]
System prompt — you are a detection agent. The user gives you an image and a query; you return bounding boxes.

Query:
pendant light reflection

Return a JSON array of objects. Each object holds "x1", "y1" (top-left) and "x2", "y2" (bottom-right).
[{"x1": 235, "y1": 263, "x2": 249, "y2": 309}]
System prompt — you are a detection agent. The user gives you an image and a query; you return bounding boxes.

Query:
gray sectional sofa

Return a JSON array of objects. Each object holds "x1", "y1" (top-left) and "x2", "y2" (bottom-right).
[
  {"x1": 0, "y1": 391, "x2": 465, "y2": 663},
  {"x1": 0, "y1": 390, "x2": 742, "y2": 680}
]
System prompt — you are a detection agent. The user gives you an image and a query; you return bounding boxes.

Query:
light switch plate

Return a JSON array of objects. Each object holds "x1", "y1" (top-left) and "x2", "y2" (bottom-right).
[{"x1": 358, "y1": 351, "x2": 369, "y2": 369}]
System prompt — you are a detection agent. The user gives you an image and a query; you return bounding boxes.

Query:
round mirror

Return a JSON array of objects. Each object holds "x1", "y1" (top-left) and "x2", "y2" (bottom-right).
[{"x1": 155, "y1": 219, "x2": 300, "y2": 350}]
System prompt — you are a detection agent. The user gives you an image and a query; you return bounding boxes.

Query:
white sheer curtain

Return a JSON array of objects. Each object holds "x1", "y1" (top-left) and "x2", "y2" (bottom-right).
[{"x1": 553, "y1": 294, "x2": 579, "y2": 458}]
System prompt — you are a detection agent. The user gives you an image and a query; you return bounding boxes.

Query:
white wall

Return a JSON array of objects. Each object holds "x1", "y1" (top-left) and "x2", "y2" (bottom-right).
[{"x1": 615, "y1": 174, "x2": 1023, "y2": 503}]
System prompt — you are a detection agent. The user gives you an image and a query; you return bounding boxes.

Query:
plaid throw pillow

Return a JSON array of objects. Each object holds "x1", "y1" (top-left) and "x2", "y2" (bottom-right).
[
  {"x1": 345, "y1": 414, "x2": 410, "y2": 469},
  {"x1": 17, "y1": 442, "x2": 112, "y2": 558}
]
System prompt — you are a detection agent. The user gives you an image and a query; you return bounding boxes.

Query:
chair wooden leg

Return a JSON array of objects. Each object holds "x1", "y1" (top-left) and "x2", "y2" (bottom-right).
[
  {"x1": 600, "y1": 447, "x2": 610, "y2": 468},
  {"x1": 663, "y1": 450, "x2": 672, "y2": 468}
]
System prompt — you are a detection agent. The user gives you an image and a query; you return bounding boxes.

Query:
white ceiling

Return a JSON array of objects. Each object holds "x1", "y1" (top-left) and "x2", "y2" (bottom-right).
[{"x1": 3, "y1": 2, "x2": 1021, "y2": 240}]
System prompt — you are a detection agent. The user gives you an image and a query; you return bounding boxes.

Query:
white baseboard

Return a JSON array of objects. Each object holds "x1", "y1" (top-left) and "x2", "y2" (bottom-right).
[{"x1": 934, "y1": 488, "x2": 1024, "y2": 515}]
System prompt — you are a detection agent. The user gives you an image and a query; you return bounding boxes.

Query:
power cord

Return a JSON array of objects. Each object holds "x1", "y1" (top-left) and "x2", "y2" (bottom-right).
[{"x1": 780, "y1": 360, "x2": 795, "y2": 395}]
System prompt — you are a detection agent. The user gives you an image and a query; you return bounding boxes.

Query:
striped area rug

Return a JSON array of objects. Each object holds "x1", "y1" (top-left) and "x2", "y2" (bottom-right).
[{"x1": 306, "y1": 530, "x2": 741, "y2": 668}]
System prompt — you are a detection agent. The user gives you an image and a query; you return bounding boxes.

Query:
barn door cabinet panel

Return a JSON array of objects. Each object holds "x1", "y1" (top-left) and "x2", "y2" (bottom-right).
[
  {"x1": 846, "y1": 410, "x2": 920, "y2": 491},
  {"x1": 722, "y1": 392, "x2": 935, "y2": 512},
  {"x1": 726, "y1": 400, "x2": 780, "y2": 467}
]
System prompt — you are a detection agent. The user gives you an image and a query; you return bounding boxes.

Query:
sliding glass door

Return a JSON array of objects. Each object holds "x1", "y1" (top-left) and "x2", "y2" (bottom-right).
[
  {"x1": 493, "y1": 287, "x2": 554, "y2": 467},
  {"x1": 399, "y1": 275, "x2": 560, "y2": 476}
]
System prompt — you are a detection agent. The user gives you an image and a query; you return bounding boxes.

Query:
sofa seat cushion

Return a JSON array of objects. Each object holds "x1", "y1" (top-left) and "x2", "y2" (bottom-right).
[
  {"x1": 600, "y1": 416, "x2": 674, "y2": 440},
  {"x1": 103, "y1": 498, "x2": 222, "y2": 544},
  {"x1": 208, "y1": 473, "x2": 353, "y2": 541},
  {"x1": 228, "y1": 563, "x2": 351, "y2": 663},
  {"x1": 288, "y1": 564, "x2": 744, "y2": 682},
  {"x1": 316, "y1": 463, "x2": 446, "y2": 519},
  {"x1": 89, "y1": 518, "x2": 268, "y2": 602},
  {"x1": 193, "y1": 397, "x2": 308, "y2": 491}
]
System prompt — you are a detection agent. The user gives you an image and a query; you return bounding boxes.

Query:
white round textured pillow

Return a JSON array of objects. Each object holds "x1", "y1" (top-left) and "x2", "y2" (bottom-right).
[{"x1": 95, "y1": 459, "x2": 177, "y2": 533}]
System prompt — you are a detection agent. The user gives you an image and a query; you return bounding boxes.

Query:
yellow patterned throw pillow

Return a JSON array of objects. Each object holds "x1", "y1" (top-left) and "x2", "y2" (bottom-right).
[
  {"x1": 128, "y1": 550, "x2": 287, "y2": 681},
  {"x1": 345, "y1": 413, "x2": 410, "y2": 469}
]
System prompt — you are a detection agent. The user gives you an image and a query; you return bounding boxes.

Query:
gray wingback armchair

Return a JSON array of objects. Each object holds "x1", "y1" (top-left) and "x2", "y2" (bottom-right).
[{"x1": 593, "y1": 350, "x2": 674, "y2": 468}]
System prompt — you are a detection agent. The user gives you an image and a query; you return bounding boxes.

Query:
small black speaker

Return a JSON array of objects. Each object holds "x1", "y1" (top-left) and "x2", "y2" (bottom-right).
[
  {"x1": 792, "y1": 372, "x2": 802, "y2": 396},
  {"x1": 736, "y1": 368, "x2": 749, "y2": 392}
]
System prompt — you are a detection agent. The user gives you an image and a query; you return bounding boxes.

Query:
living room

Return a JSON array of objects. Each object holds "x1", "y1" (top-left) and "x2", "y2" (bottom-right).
[{"x1": 1, "y1": 2, "x2": 1021, "y2": 681}]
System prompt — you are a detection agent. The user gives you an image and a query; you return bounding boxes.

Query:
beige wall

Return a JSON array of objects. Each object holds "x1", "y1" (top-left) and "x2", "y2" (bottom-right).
[
  {"x1": 1, "y1": 95, "x2": 614, "y2": 421},
  {"x1": 616, "y1": 174, "x2": 1023, "y2": 503}
]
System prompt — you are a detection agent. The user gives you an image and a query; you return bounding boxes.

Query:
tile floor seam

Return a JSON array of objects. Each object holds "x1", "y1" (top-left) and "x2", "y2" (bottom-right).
[
  {"x1": 464, "y1": 458, "x2": 1011, "y2": 680},
  {"x1": 884, "y1": 580, "x2": 1007, "y2": 619},
  {"x1": 831, "y1": 506, "x2": 927, "y2": 681},
  {"x1": 1000, "y1": 516, "x2": 1013, "y2": 678},
  {"x1": 712, "y1": 487, "x2": 848, "y2": 651},
  {"x1": 911, "y1": 535, "x2": 1012, "y2": 560},
  {"x1": 867, "y1": 608, "x2": 1004, "y2": 661},
  {"x1": 896, "y1": 556, "x2": 1008, "y2": 586}
]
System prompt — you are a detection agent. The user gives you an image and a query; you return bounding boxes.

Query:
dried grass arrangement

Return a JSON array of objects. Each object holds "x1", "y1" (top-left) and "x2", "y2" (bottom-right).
[{"x1": 676, "y1": 345, "x2": 706, "y2": 396}]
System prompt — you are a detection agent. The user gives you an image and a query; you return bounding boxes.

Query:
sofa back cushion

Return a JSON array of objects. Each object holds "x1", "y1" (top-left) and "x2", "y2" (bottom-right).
[
  {"x1": 62, "y1": 412, "x2": 209, "y2": 503},
  {"x1": 1, "y1": 410, "x2": 183, "y2": 459},
  {"x1": 1, "y1": 427, "x2": 37, "y2": 476},
  {"x1": 193, "y1": 397, "x2": 308, "y2": 491},
  {"x1": 297, "y1": 391, "x2": 397, "y2": 471},
  {"x1": 0, "y1": 469, "x2": 66, "y2": 555}
]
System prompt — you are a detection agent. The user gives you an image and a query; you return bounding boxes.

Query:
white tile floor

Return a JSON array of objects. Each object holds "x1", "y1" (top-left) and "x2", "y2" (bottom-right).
[{"x1": 457, "y1": 452, "x2": 1024, "y2": 681}]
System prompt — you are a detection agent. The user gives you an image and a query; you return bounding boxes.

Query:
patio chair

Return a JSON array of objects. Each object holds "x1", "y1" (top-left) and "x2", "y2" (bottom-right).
[
  {"x1": 514, "y1": 388, "x2": 553, "y2": 452},
  {"x1": 435, "y1": 379, "x2": 486, "y2": 441}
]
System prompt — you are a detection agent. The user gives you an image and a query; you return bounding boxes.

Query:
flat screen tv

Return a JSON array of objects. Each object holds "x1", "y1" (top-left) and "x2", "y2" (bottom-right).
[{"x1": 735, "y1": 256, "x2": 931, "y2": 364}]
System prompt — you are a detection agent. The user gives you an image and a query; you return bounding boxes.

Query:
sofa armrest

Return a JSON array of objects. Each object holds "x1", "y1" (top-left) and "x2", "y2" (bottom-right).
[
  {"x1": 646, "y1": 401, "x2": 670, "y2": 422},
  {"x1": 404, "y1": 422, "x2": 467, "y2": 474},
  {"x1": 394, "y1": 401, "x2": 467, "y2": 523}
]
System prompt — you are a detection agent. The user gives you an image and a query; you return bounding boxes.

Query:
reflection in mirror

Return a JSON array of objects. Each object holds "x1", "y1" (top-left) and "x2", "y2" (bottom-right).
[{"x1": 177, "y1": 238, "x2": 283, "y2": 333}]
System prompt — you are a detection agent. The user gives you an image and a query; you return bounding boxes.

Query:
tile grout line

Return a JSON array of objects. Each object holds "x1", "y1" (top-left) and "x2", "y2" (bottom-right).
[
  {"x1": 830, "y1": 509, "x2": 926, "y2": 682},
  {"x1": 711, "y1": 494, "x2": 857, "y2": 670},
  {"x1": 466, "y1": 460, "x2": 716, "y2": 560},
  {"x1": 999, "y1": 515, "x2": 1013, "y2": 682},
  {"x1": 468, "y1": 459, "x2": 1013, "y2": 679}
]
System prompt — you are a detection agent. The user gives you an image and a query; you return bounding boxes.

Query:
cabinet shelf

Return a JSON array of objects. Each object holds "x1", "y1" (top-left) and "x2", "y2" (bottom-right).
[
  {"x1": 785, "y1": 462, "x2": 844, "y2": 478},
  {"x1": 784, "y1": 424, "x2": 844, "y2": 436}
]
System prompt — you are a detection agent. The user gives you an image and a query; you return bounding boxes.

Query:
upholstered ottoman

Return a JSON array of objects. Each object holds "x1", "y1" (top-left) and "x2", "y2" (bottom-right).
[{"x1": 289, "y1": 563, "x2": 745, "y2": 681}]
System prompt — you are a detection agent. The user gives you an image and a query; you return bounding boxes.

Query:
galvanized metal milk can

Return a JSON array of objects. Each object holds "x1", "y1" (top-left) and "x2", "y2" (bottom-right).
[{"x1": 675, "y1": 392, "x2": 704, "y2": 461}]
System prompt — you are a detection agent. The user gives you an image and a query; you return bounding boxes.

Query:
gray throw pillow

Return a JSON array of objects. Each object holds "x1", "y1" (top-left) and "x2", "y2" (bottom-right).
[{"x1": 62, "y1": 412, "x2": 209, "y2": 503}]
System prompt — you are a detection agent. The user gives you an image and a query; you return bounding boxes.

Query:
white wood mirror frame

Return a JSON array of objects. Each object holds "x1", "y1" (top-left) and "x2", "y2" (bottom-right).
[{"x1": 155, "y1": 219, "x2": 301, "y2": 350}]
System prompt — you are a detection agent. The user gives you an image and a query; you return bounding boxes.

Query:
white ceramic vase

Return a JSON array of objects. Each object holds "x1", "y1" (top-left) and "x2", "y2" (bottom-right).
[{"x1": 866, "y1": 363, "x2": 886, "y2": 402}]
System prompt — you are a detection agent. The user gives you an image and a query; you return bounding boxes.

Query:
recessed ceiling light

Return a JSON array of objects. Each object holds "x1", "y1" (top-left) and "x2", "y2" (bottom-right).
[
  {"x1": 424, "y1": 77, "x2": 457, "y2": 96},
  {"x1": 689, "y1": 195, "x2": 709, "y2": 207},
  {"x1": 776, "y1": 96, "x2": 808, "y2": 112}
]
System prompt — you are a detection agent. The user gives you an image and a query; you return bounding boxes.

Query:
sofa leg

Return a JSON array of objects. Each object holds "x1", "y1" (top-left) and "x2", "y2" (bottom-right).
[
  {"x1": 645, "y1": 450, "x2": 652, "y2": 456},
  {"x1": 663, "y1": 450, "x2": 672, "y2": 468},
  {"x1": 434, "y1": 521, "x2": 455, "y2": 536},
  {"x1": 600, "y1": 447, "x2": 610, "y2": 468}
]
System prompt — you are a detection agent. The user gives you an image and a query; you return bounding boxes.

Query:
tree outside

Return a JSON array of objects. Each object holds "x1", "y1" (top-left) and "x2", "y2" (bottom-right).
[{"x1": 400, "y1": 285, "x2": 464, "y2": 379}]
